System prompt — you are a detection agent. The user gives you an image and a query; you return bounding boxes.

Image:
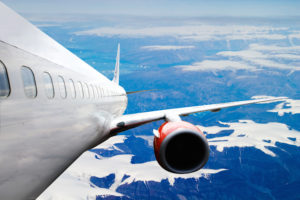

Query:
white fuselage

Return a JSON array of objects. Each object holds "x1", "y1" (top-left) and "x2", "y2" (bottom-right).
[
  {"x1": 0, "y1": 40, "x2": 127, "y2": 199},
  {"x1": 0, "y1": 2, "x2": 127, "y2": 198}
]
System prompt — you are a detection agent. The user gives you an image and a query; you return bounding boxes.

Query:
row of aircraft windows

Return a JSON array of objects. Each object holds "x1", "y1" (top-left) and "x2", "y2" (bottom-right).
[{"x1": 0, "y1": 61, "x2": 121, "y2": 99}]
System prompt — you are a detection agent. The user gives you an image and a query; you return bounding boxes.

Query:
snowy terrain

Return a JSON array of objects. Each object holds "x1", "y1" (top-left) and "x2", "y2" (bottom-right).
[{"x1": 36, "y1": 15, "x2": 300, "y2": 199}]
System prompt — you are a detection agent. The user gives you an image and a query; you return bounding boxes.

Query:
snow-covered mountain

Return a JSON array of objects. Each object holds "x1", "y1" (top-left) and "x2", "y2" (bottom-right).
[{"x1": 36, "y1": 16, "x2": 300, "y2": 200}]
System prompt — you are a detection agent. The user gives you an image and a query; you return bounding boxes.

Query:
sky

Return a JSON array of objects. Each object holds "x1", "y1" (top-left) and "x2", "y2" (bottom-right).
[{"x1": 1, "y1": 0, "x2": 300, "y2": 17}]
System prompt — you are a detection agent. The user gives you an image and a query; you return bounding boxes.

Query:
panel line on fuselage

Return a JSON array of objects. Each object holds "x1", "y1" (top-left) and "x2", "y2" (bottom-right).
[{"x1": 0, "y1": 34, "x2": 127, "y2": 200}]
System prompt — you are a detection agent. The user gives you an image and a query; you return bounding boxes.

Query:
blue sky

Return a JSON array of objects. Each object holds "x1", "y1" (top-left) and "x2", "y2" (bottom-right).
[{"x1": 2, "y1": 0, "x2": 300, "y2": 17}]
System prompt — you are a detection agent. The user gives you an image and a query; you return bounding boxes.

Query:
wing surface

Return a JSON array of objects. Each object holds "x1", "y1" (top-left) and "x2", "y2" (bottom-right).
[{"x1": 110, "y1": 97, "x2": 286, "y2": 134}]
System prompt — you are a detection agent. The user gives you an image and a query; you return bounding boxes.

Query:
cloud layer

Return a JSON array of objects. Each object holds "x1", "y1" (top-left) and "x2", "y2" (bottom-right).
[
  {"x1": 176, "y1": 43, "x2": 300, "y2": 71},
  {"x1": 141, "y1": 45, "x2": 195, "y2": 51},
  {"x1": 176, "y1": 60, "x2": 257, "y2": 72},
  {"x1": 75, "y1": 25, "x2": 287, "y2": 42},
  {"x1": 74, "y1": 22, "x2": 300, "y2": 72}
]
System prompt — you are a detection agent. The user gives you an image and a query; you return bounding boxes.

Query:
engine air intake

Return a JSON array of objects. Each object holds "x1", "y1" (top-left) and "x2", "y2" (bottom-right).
[{"x1": 154, "y1": 121, "x2": 209, "y2": 174}]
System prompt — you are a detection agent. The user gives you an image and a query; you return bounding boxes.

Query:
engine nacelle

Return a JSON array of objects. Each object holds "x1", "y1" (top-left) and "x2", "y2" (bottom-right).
[{"x1": 154, "y1": 121, "x2": 209, "y2": 174}]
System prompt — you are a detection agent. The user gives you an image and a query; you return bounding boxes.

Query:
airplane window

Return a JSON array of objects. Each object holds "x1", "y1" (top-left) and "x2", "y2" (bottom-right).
[
  {"x1": 87, "y1": 84, "x2": 92, "y2": 99},
  {"x1": 77, "y1": 81, "x2": 83, "y2": 98},
  {"x1": 94, "y1": 85, "x2": 99, "y2": 98},
  {"x1": 98, "y1": 86, "x2": 101, "y2": 98},
  {"x1": 102, "y1": 87, "x2": 105, "y2": 97},
  {"x1": 58, "y1": 76, "x2": 67, "y2": 99},
  {"x1": 83, "y1": 83, "x2": 89, "y2": 98},
  {"x1": 0, "y1": 61, "x2": 10, "y2": 98},
  {"x1": 101, "y1": 87, "x2": 104, "y2": 97},
  {"x1": 93, "y1": 85, "x2": 96, "y2": 98},
  {"x1": 43, "y1": 72, "x2": 54, "y2": 99},
  {"x1": 69, "y1": 79, "x2": 76, "y2": 98},
  {"x1": 21, "y1": 66, "x2": 37, "y2": 98},
  {"x1": 103, "y1": 87, "x2": 106, "y2": 97},
  {"x1": 98, "y1": 86, "x2": 103, "y2": 98},
  {"x1": 90, "y1": 85, "x2": 95, "y2": 99}
]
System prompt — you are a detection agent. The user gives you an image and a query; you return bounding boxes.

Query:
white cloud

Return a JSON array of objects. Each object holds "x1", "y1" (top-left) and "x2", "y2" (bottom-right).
[
  {"x1": 249, "y1": 43, "x2": 300, "y2": 52},
  {"x1": 217, "y1": 50, "x2": 267, "y2": 59},
  {"x1": 182, "y1": 33, "x2": 286, "y2": 41},
  {"x1": 218, "y1": 45, "x2": 300, "y2": 61},
  {"x1": 217, "y1": 44, "x2": 300, "y2": 71},
  {"x1": 288, "y1": 32, "x2": 300, "y2": 45},
  {"x1": 199, "y1": 120, "x2": 300, "y2": 157},
  {"x1": 75, "y1": 25, "x2": 287, "y2": 42},
  {"x1": 227, "y1": 33, "x2": 286, "y2": 40},
  {"x1": 177, "y1": 43, "x2": 300, "y2": 72},
  {"x1": 289, "y1": 33, "x2": 300, "y2": 39},
  {"x1": 141, "y1": 45, "x2": 195, "y2": 51},
  {"x1": 176, "y1": 60, "x2": 257, "y2": 72},
  {"x1": 275, "y1": 54, "x2": 300, "y2": 60},
  {"x1": 249, "y1": 58, "x2": 299, "y2": 70}
]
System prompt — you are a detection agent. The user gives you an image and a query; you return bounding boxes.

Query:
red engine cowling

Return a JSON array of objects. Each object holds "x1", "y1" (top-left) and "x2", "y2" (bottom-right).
[{"x1": 153, "y1": 121, "x2": 209, "y2": 174}]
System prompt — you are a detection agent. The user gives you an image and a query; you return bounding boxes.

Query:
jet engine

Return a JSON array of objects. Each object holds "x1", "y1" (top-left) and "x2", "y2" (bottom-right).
[{"x1": 153, "y1": 121, "x2": 209, "y2": 174}]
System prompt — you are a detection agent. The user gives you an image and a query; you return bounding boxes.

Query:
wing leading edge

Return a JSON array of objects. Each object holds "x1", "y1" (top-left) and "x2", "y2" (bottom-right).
[{"x1": 110, "y1": 97, "x2": 287, "y2": 134}]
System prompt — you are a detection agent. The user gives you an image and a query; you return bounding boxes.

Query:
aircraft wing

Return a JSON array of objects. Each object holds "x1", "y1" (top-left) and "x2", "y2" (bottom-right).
[{"x1": 110, "y1": 97, "x2": 286, "y2": 134}]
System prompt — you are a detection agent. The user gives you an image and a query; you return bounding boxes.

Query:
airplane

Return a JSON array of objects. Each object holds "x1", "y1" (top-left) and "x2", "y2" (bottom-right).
[{"x1": 0, "y1": 1, "x2": 286, "y2": 199}]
